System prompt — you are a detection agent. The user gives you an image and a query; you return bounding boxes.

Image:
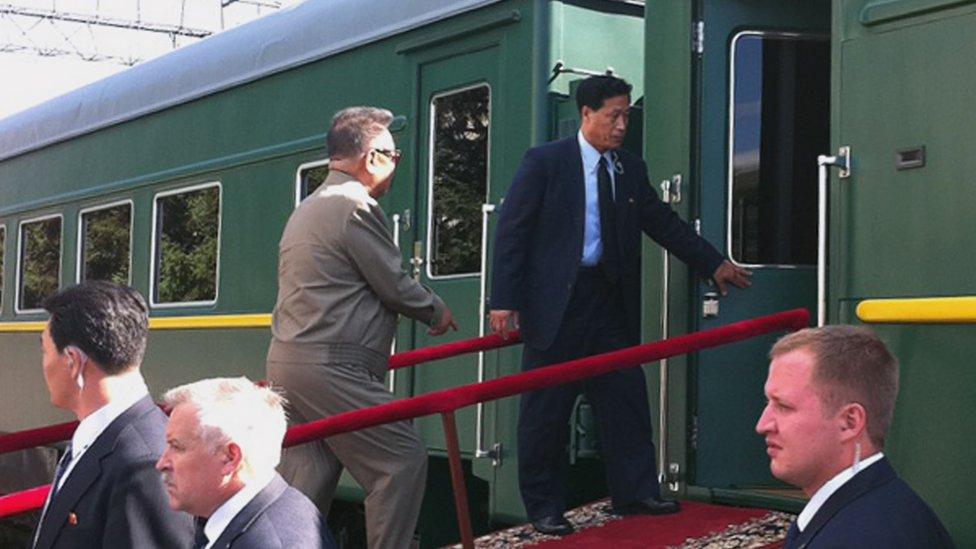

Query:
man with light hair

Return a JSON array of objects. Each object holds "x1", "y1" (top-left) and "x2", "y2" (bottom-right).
[
  {"x1": 156, "y1": 377, "x2": 335, "y2": 548},
  {"x1": 756, "y1": 325, "x2": 952, "y2": 548},
  {"x1": 267, "y1": 106, "x2": 456, "y2": 548}
]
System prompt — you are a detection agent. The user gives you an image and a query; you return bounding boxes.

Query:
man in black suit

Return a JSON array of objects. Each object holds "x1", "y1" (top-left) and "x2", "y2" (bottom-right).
[
  {"x1": 33, "y1": 281, "x2": 194, "y2": 548},
  {"x1": 156, "y1": 377, "x2": 336, "y2": 548},
  {"x1": 490, "y1": 75, "x2": 751, "y2": 535},
  {"x1": 757, "y1": 325, "x2": 953, "y2": 548}
]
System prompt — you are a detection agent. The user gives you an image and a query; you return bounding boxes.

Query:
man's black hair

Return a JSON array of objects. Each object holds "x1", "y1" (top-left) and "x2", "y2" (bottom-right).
[
  {"x1": 575, "y1": 75, "x2": 632, "y2": 113},
  {"x1": 43, "y1": 281, "x2": 149, "y2": 375}
]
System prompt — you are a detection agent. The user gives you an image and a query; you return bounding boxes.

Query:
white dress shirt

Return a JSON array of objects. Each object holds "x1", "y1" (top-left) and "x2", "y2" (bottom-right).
[
  {"x1": 202, "y1": 471, "x2": 276, "y2": 548},
  {"x1": 797, "y1": 451, "x2": 885, "y2": 531},
  {"x1": 577, "y1": 130, "x2": 617, "y2": 266},
  {"x1": 56, "y1": 378, "x2": 151, "y2": 491}
]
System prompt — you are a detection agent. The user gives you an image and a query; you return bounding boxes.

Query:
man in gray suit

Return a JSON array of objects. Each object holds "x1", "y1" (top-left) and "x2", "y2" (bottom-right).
[
  {"x1": 267, "y1": 106, "x2": 456, "y2": 548},
  {"x1": 156, "y1": 377, "x2": 336, "y2": 549}
]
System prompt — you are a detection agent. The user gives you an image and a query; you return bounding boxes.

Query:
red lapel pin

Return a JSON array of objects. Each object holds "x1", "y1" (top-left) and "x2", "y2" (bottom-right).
[{"x1": 67, "y1": 512, "x2": 78, "y2": 526}]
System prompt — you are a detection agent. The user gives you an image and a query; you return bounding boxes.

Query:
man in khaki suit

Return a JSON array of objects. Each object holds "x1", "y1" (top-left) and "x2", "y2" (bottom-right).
[{"x1": 267, "y1": 106, "x2": 455, "y2": 549}]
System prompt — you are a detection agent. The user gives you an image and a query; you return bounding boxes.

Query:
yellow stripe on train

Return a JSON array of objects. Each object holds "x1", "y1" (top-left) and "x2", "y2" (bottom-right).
[
  {"x1": 0, "y1": 314, "x2": 272, "y2": 333},
  {"x1": 857, "y1": 297, "x2": 976, "y2": 324}
]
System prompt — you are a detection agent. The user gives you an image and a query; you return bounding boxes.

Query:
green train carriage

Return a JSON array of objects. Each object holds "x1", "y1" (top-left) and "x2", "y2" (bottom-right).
[
  {"x1": 0, "y1": 0, "x2": 644, "y2": 543},
  {"x1": 0, "y1": 0, "x2": 973, "y2": 545}
]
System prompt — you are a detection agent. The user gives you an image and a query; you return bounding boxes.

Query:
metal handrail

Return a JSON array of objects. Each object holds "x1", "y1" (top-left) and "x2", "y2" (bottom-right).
[
  {"x1": 475, "y1": 203, "x2": 497, "y2": 461},
  {"x1": 0, "y1": 310, "x2": 808, "y2": 549}
]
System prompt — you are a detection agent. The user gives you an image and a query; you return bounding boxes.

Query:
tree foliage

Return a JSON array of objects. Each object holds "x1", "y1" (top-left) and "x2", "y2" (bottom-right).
[
  {"x1": 302, "y1": 165, "x2": 330, "y2": 199},
  {"x1": 430, "y1": 86, "x2": 489, "y2": 276},
  {"x1": 82, "y1": 205, "x2": 131, "y2": 285},
  {"x1": 156, "y1": 187, "x2": 219, "y2": 303},
  {"x1": 20, "y1": 219, "x2": 61, "y2": 310}
]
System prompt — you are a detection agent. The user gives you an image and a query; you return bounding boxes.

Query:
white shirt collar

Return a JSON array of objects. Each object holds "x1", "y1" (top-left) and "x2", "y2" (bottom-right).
[
  {"x1": 70, "y1": 377, "x2": 150, "y2": 462},
  {"x1": 203, "y1": 471, "x2": 276, "y2": 548},
  {"x1": 577, "y1": 130, "x2": 612, "y2": 174},
  {"x1": 797, "y1": 452, "x2": 885, "y2": 531}
]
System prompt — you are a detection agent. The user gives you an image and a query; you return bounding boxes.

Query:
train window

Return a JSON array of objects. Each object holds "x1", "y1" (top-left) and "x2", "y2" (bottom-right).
[
  {"x1": 296, "y1": 160, "x2": 330, "y2": 205},
  {"x1": 17, "y1": 215, "x2": 62, "y2": 313},
  {"x1": 728, "y1": 32, "x2": 829, "y2": 266},
  {"x1": 151, "y1": 183, "x2": 221, "y2": 306},
  {"x1": 427, "y1": 84, "x2": 490, "y2": 278},
  {"x1": 79, "y1": 201, "x2": 132, "y2": 284},
  {"x1": 0, "y1": 225, "x2": 5, "y2": 311}
]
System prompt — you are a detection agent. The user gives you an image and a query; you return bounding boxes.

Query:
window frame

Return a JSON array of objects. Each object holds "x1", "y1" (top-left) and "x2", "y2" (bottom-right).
[
  {"x1": 76, "y1": 198, "x2": 135, "y2": 285},
  {"x1": 725, "y1": 30, "x2": 828, "y2": 270},
  {"x1": 425, "y1": 82, "x2": 492, "y2": 280},
  {"x1": 0, "y1": 223, "x2": 5, "y2": 315},
  {"x1": 149, "y1": 181, "x2": 223, "y2": 309},
  {"x1": 15, "y1": 212, "x2": 64, "y2": 315},
  {"x1": 294, "y1": 159, "x2": 330, "y2": 207}
]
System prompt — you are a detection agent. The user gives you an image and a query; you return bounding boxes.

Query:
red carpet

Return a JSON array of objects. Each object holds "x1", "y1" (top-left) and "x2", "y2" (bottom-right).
[{"x1": 531, "y1": 501, "x2": 770, "y2": 548}]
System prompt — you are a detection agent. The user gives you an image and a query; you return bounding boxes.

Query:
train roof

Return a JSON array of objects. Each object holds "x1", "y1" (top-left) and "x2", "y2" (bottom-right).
[{"x1": 0, "y1": 0, "x2": 505, "y2": 163}]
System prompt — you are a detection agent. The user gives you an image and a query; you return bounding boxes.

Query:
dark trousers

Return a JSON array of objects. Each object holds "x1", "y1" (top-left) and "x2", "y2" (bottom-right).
[{"x1": 517, "y1": 267, "x2": 660, "y2": 520}]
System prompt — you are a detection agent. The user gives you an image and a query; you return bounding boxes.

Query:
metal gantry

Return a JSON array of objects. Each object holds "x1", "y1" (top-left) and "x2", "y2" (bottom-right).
[{"x1": 0, "y1": 0, "x2": 282, "y2": 65}]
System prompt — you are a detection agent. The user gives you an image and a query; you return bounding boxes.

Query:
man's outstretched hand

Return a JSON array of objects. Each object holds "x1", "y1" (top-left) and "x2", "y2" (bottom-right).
[
  {"x1": 428, "y1": 306, "x2": 458, "y2": 336},
  {"x1": 712, "y1": 260, "x2": 752, "y2": 295}
]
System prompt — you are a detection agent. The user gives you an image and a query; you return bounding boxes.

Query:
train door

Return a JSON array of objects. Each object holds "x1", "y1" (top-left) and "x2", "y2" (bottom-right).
[
  {"x1": 646, "y1": 0, "x2": 830, "y2": 494},
  {"x1": 690, "y1": 0, "x2": 829, "y2": 490},
  {"x1": 410, "y1": 47, "x2": 499, "y2": 457}
]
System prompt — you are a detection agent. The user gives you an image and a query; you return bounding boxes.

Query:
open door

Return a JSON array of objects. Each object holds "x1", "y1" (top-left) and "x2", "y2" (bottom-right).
[{"x1": 647, "y1": 0, "x2": 829, "y2": 495}]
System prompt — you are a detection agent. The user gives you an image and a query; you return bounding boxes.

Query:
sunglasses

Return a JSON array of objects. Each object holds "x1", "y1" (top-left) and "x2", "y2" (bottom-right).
[{"x1": 372, "y1": 148, "x2": 402, "y2": 163}]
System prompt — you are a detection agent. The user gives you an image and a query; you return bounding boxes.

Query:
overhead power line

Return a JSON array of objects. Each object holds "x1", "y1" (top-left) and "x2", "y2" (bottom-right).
[{"x1": 0, "y1": 0, "x2": 283, "y2": 66}]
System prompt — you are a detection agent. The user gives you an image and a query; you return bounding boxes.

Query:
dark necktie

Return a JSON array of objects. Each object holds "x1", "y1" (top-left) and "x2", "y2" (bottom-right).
[
  {"x1": 784, "y1": 521, "x2": 800, "y2": 548},
  {"x1": 33, "y1": 443, "x2": 74, "y2": 547},
  {"x1": 50, "y1": 443, "x2": 74, "y2": 497},
  {"x1": 597, "y1": 156, "x2": 619, "y2": 282},
  {"x1": 194, "y1": 517, "x2": 209, "y2": 549}
]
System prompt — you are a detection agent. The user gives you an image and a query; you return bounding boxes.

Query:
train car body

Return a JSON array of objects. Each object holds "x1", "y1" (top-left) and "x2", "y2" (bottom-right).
[
  {"x1": 643, "y1": 1, "x2": 975, "y2": 546},
  {"x1": 0, "y1": 0, "x2": 644, "y2": 544},
  {"x1": 0, "y1": 0, "x2": 973, "y2": 545}
]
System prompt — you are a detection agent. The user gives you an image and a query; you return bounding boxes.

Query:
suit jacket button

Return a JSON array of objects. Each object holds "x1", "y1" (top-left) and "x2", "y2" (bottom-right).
[{"x1": 567, "y1": 283, "x2": 572, "y2": 289}]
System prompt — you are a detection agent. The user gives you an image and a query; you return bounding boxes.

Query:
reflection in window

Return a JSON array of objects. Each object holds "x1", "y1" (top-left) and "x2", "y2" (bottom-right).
[
  {"x1": 730, "y1": 34, "x2": 828, "y2": 265},
  {"x1": 0, "y1": 226, "x2": 5, "y2": 309},
  {"x1": 154, "y1": 185, "x2": 220, "y2": 304},
  {"x1": 19, "y1": 217, "x2": 61, "y2": 311},
  {"x1": 429, "y1": 85, "x2": 490, "y2": 276},
  {"x1": 81, "y1": 203, "x2": 132, "y2": 284},
  {"x1": 299, "y1": 163, "x2": 330, "y2": 201}
]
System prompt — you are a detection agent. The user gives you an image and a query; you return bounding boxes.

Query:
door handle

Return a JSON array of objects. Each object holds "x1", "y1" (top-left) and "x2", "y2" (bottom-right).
[
  {"x1": 476, "y1": 203, "x2": 500, "y2": 465},
  {"x1": 702, "y1": 291, "x2": 720, "y2": 318},
  {"x1": 389, "y1": 213, "x2": 403, "y2": 393},
  {"x1": 816, "y1": 147, "x2": 851, "y2": 326},
  {"x1": 410, "y1": 241, "x2": 424, "y2": 280}
]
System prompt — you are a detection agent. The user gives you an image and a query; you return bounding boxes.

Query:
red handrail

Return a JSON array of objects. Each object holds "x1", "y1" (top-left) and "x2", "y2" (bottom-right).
[
  {"x1": 284, "y1": 309, "x2": 805, "y2": 446},
  {"x1": 0, "y1": 309, "x2": 806, "y2": 524},
  {"x1": 0, "y1": 331, "x2": 524, "y2": 455}
]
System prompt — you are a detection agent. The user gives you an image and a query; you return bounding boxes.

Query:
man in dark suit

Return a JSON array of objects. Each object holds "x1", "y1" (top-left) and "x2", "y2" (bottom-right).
[
  {"x1": 33, "y1": 281, "x2": 194, "y2": 548},
  {"x1": 490, "y1": 75, "x2": 751, "y2": 535},
  {"x1": 757, "y1": 326, "x2": 953, "y2": 548},
  {"x1": 156, "y1": 377, "x2": 336, "y2": 548}
]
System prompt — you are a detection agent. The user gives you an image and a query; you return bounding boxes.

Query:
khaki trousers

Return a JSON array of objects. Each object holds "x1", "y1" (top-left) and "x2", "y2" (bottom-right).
[{"x1": 268, "y1": 360, "x2": 427, "y2": 549}]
